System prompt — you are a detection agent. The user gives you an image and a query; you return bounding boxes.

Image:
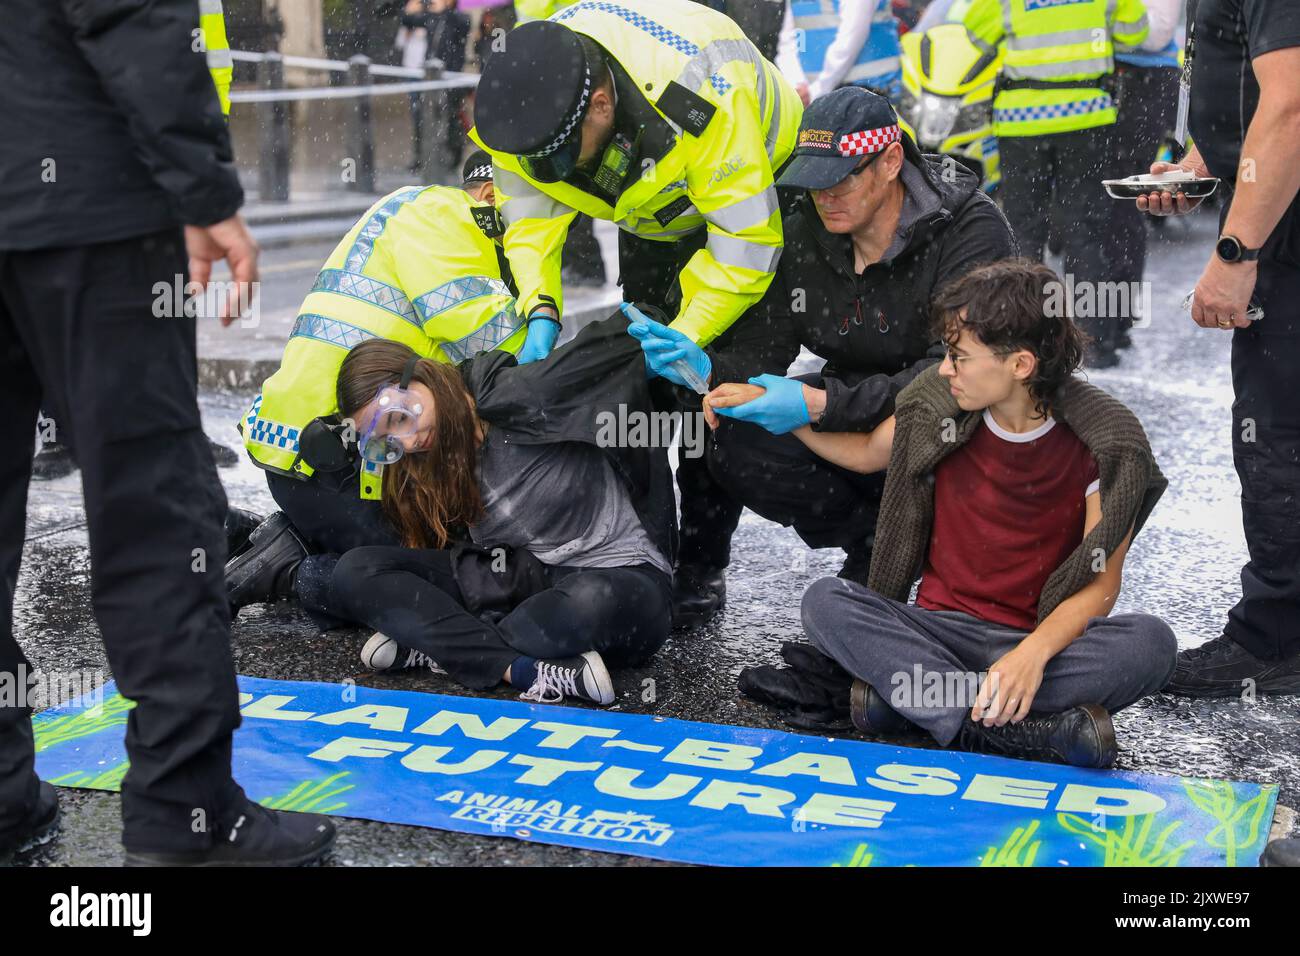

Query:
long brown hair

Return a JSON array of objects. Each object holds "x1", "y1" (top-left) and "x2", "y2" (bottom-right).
[{"x1": 337, "y1": 340, "x2": 483, "y2": 548}]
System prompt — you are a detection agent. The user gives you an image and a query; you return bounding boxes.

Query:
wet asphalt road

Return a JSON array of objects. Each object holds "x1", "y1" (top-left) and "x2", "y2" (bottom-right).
[{"x1": 12, "y1": 211, "x2": 1299, "y2": 866}]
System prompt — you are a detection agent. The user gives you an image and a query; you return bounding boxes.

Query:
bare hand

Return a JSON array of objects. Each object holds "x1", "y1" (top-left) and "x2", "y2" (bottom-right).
[
  {"x1": 1190, "y1": 256, "x2": 1258, "y2": 331},
  {"x1": 185, "y1": 214, "x2": 260, "y2": 326},
  {"x1": 973, "y1": 644, "x2": 1047, "y2": 727},
  {"x1": 703, "y1": 382, "x2": 764, "y2": 430},
  {"x1": 796, "y1": 83, "x2": 811, "y2": 107},
  {"x1": 1136, "y1": 159, "x2": 1208, "y2": 217}
]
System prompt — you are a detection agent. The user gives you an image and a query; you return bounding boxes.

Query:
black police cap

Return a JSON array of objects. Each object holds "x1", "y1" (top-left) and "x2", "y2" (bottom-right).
[
  {"x1": 778, "y1": 87, "x2": 923, "y2": 191},
  {"x1": 475, "y1": 21, "x2": 592, "y2": 157},
  {"x1": 461, "y1": 150, "x2": 494, "y2": 185}
]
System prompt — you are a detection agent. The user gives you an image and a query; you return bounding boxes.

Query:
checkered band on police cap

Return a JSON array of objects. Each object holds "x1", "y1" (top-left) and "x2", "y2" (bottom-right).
[
  {"x1": 530, "y1": 64, "x2": 592, "y2": 159},
  {"x1": 838, "y1": 125, "x2": 902, "y2": 157}
]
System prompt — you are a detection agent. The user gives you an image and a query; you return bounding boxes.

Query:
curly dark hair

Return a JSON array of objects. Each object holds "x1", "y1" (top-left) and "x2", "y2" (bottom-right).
[{"x1": 931, "y1": 258, "x2": 1087, "y2": 418}]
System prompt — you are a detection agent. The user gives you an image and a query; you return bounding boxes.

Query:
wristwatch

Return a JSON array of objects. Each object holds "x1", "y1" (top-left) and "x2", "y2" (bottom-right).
[{"x1": 1215, "y1": 234, "x2": 1260, "y2": 264}]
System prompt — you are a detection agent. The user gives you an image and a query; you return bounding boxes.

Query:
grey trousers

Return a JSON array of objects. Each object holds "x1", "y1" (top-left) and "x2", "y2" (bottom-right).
[{"x1": 801, "y1": 578, "x2": 1178, "y2": 745}]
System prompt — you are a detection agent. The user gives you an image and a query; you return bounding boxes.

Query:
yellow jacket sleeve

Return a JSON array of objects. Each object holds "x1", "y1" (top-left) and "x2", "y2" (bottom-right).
[
  {"x1": 493, "y1": 165, "x2": 578, "y2": 320},
  {"x1": 1111, "y1": 0, "x2": 1151, "y2": 50},
  {"x1": 962, "y1": 0, "x2": 1005, "y2": 56},
  {"x1": 671, "y1": 87, "x2": 784, "y2": 347}
]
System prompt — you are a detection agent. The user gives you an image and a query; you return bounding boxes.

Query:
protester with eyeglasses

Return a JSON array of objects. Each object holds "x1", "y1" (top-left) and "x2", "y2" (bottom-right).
[
  {"x1": 321, "y1": 322, "x2": 675, "y2": 707},
  {"x1": 630, "y1": 88, "x2": 1015, "y2": 623},
  {"x1": 783, "y1": 260, "x2": 1176, "y2": 767}
]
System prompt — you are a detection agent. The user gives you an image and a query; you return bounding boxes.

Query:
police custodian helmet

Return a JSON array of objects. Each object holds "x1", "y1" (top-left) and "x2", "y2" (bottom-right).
[{"x1": 475, "y1": 20, "x2": 596, "y2": 183}]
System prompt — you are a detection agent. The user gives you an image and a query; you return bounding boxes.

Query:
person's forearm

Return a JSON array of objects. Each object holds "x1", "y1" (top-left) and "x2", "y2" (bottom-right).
[
  {"x1": 1018, "y1": 570, "x2": 1123, "y2": 664},
  {"x1": 792, "y1": 415, "x2": 894, "y2": 473},
  {"x1": 1221, "y1": 93, "x2": 1300, "y2": 249}
]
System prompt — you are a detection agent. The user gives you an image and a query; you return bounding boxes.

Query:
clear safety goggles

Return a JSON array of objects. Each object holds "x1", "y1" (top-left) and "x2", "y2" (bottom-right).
[{"x1": 357, "y1": 383, "x2": 426, "y2": 466}]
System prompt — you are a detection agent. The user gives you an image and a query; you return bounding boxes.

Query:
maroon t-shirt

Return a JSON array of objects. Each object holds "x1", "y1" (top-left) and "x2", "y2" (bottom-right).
[{"x1": 915, "y1": 410, "x2": 1101, "y2": 631}]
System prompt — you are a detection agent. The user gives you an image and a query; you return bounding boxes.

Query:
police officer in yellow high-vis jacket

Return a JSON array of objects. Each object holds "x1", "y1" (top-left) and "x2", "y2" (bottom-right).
[
  {"x1": 963, "y1": 0, "x2": 1149, "y2": 365},
  {"x1": 471, "y1": 0, "x2": 803, "y2": 624},
  {"x1": 226, "y1": 154, "x2": 526, "y2": 624}
]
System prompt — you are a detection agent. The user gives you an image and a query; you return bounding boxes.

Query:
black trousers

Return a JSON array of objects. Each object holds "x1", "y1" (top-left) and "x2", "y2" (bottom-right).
[
  {"x1": 999, "y1": 125, "x2": 1127, "y2": 351},
  {"x1": 1111, "y1": 66, "x2": 1180, "y2": 293},
  {"x1": 0, "y1": 230, "x2": 243, "y2": 852},
  {"x1": 618, "y1": 228, "x2": 744, "y2": 570},
  {"x1": 266, "y1": 465, "x2": 400, "y2": 629},
  {"x1": 1226, "y1": 254, "x2": 1300, "y2": 660},
  {"x1": 706, "y1": 376, "x2": 886, "y2": 572},
  {"x1": 330, "y1": 547, "x2": 673, "y2": 689}
]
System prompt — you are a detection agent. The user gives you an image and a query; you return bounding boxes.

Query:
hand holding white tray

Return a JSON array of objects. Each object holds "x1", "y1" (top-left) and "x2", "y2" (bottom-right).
[{"x1": 1103, "y1": 172, "x2": 1221, "y2": 200}]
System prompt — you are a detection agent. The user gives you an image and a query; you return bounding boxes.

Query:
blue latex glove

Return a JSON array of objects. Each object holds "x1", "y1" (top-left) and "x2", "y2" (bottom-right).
[
  {"x1": 517, "y1": 317, "x2": 560, "y2": 364},
  {"x1": 714, "y1": 373, "x2": 811, "y2": 435},
  {"x1": 625, "y1": 310, "x2": 711, "y2": 390}
]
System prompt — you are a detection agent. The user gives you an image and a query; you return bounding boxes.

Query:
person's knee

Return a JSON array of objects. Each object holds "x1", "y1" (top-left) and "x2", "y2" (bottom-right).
[
  {"x1": 1104, "y1": 613, "x2": 1179, "y2": 694},
  {"x1": 800, "y1": 576, "x2": 880, "y2": 648},
  {"x1": 330, "y1": 547, "x2": 389, "y2": 603}
]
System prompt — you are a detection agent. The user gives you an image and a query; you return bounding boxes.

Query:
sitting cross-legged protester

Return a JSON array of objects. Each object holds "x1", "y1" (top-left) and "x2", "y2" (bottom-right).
[
  {"x1": 323, "y1": 316, "x2": 677, "y2": 706},
  {"x1": 712, "y1": 259, "x2": 1177, "y2": 767}
]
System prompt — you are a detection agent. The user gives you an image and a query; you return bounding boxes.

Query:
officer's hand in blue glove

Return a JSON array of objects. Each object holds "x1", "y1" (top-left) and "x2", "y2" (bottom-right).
[
  {"x1": 713, "y1": 373, "x2": 810, "y2": 435},
  {"x1": 626, "y1": 311, "x2": 711, "y2": 390},
  {"x1": 517, "y1": 317, "x2": 560, "y2": 364}
]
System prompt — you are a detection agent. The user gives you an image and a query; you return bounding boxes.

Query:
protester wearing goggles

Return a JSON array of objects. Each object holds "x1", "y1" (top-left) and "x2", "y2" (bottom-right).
[
  {"x1": 323, "y1": 322, "x2": 675, "y2": 708},
  {"x1": 630, "y1": 87, "x2": 1016, "y2": 631}
]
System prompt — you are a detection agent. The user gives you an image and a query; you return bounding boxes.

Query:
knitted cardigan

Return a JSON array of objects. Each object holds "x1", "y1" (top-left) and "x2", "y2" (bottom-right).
[{"x1": 866, "y1": 365, "x2": 1168, "y2": 624}]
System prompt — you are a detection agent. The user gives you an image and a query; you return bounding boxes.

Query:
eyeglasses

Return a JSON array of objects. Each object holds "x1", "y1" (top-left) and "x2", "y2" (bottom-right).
[
  {"x1": 942, "y1": 346, "x2": 1015, "y2": 368},
  {"x1": 817, "y1": 151, "x2": 885, "y2": 197}
]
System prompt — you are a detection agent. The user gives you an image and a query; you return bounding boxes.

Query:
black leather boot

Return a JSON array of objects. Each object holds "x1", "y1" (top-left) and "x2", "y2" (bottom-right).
[
  {"x1": 849, "y1": 679, "x2": 914, "y2": 736},
  {"x1": 672, "y1": 564, "x2": 726, "y2": 629},
  {"x1": 224, "y1": 507, "x2": 265, "y2": 559},
  {"x1": 125, "y1": 798, "x2": 335, "y2": 867},
  {"x1": 225, "y1": 512, "x2": 310, "y2": 611},
  {"x1": 0, "y1": 781, "x2": 60, "y2": 864},
  {"x1": 955, "y1": 704, "x2": 1117, "y2": 768},
  {"x1": 30, "y1": 442, "x2": 77, "y2": 480},
  {"x1": 1167, "y1": 634, "x2": 1300, "y2": 697}
]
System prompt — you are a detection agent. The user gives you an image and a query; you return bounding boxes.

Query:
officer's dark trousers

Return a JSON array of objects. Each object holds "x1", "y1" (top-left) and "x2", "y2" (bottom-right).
[
  {"x1": 1111, "y1": 66, "x2": 1180, "y2": 296},
  {"x1": 999, "y1": 125, "x2": 1126, "y2": 353},
  {"x1": 706, "y1": 381, "x2": 885, "y2": 575},
  {"x1": 0, "y1": 230, "x2": 243, "y2": 852},
  {"x1": 1225, "y1": 252, "x2": 1300, "y2": 660},
  {"x1": 266, "y1": 465, "x2": 399, "y2": 630},
  {"x1": 619, "y1": 228, "x2": 743, "y2": 570}
]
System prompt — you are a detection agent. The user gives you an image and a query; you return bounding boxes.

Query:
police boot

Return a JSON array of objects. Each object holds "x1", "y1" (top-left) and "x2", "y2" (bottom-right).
[
  {"x1": 225, "y1": 512, "x2": 310, "y2": 611},
  {"x1": 0, "y1": 781, "x2": 60, "y2": 865},
  {"x1": 224, "y1": 507, "x2": 265, "y2": 560},
  {"x1": 955, "y1": 704, "x2": 1117, "y2": 769},
  {"x1": 125, "y1": 798, "x2": 335, "y2": 867},
  {"x1": 30, "y1": 442, "x2": 77, "y2": 481},
  {"x1": 672, "y1": 563, "x2": 726, "y2": 629}
]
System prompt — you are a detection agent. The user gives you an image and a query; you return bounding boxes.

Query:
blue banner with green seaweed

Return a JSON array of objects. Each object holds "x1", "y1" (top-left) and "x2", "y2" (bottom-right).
[{"x1": 34, "y1": 677, "x2": 1277, "y2": 866}]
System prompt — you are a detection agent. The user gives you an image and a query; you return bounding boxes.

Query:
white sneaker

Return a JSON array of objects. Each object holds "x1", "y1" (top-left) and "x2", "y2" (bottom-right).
[
  {"x1": 519, "y1": 651, "x2": 615, "y2": 706},
  {"x1": 360, "y1": 633, "x2": 445, "y2": 674}
]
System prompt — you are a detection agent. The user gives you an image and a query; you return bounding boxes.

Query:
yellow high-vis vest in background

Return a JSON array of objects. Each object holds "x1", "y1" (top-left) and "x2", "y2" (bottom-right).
[
  {"x1": 515, "y1": 0, "x2": 575, "y2": 23},
  {"x1": 470, "y1": 0, "x2": 803, "y2": 346},
  {"x1": 240, "y1": 186, "x2": 526, "y2": 499},
  {"x1": 963, "y1": 0, "x2": 1149, "y2": 138},
  {"x1": 200, "y1": 0, "x2": 233, "y2": 116}
]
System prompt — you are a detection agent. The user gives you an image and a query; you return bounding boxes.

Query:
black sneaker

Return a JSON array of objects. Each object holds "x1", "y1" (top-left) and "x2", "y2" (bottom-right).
[
  {"x1": 519, "y1": 651, "x2": 614, "y2": 706},
  {"x1": 359, "y1": 633, "x2": 445, "y2": 674},
  {"x1": 0, "y1": 781, "x2": 60, "y2": 864},
  {"x1": 849, "y1": 679, "x2": 914, "y2": 736},
  {"x1": 224, "y1": 506, "x2": 265, "y2": 559},
  {"x1": 1167, "y1": 634, "x2": 1300, "y2": 697},
  {"x1": 955, "y1": 704, "x2": 1117, "y2": 769},
  {"x1": 30, "y1": 443, "x2": 78, "y2": 481},
  {"x1": 672, "y1": 564, "x2": 726, "y2": 629},
  {"x1": 225, "y1": 512, "x2": 309, "y2": 610},
  {"x1": 124, "y1": 798, "x2": 335, "y2": 867},
  {"x1": 1262, "y1": 838, "x2": 1300, "y2": 868}
]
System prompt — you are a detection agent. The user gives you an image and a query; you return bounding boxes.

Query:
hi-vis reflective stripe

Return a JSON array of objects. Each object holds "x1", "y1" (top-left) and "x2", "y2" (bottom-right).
[
  {"x1": 843, "y1": 55, "x2": 902, "y2": 85},
  {"x1": 497, "y1": 169, "x2": 568, "y2": 223},
  {"x1": 1008, "y1": 57, "x2": 1114, "y2": 79},
  {"x1": 677, "y1": 37, "x2": 785, "y2": 160},
  {"x1": 1008, "y1": 27, "x2": 1104, "y2": 51},
  {"x1": 345, "y1": 188, "x2": 425, "y2": 272},
  {"x1": 704, "y1": 187, "x2": 778, "y2": 233},
  {"x1": 995, "y1": 94, "x2": 1112, "y2": 124},
  {"x1": 206, "y1": 48, "x2": 234, "y2": 69},
  {"x1": 707, "y1": 233, "x2": 781, "y2": 273},
  {"x1": 439, "y1": 307, "x2": 525, "y2": 363},
  {"x1": 414, "y1": 276, "x2": 514, "y2": 324},
  {"x1": 556, "y1": 1, "x2": 733, "y2": 95},
  {"x1": 311, "y1": 269, "x2": 421, "y2": 327},
  {"x1": 289, "y1": 313, "x2": 377, "y2": 350}
]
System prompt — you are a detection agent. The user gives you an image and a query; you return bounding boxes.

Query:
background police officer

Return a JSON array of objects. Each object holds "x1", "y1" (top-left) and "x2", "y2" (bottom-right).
[
  {"x1": 963, "y1": 0, "x2": 1150, "y2": 366},
  {"x1": 0, "y1": 0, "x2": 334, "y2": 864},
  {"x1": 471, "y1": 0, "x2": 804, "y2": 623}
]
